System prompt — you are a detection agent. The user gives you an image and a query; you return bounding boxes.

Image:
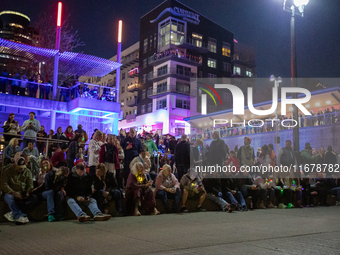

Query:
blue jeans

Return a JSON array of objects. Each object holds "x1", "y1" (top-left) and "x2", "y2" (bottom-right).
[
  {"x1": 206, "y1": 193, "x2": 228, "y2": 211},
  {"x1": 331, "y1": 187, "x2": 340, "y2": 201},
  {"x1": 94, "y1": 189, "x2": 122, "y2": 213},
  {"x1": 4, "y1": 193, "x2": 38, "y2": 220},
  {"x1": 67, "y1": 197, "x2": 101, "y2": 217},
  {"x1": 41, "y1": 190, "x2": 55, "y2": 215},
  {"x1": 156, "y1": 189, "x2": 181, "y2": 212},
  {"x1": 226, "y1": 191, "x2": 246, "y2": 207}
]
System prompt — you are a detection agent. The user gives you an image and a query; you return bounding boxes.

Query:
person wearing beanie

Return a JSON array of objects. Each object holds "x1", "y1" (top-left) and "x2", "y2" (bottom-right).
[{"x1": 2, "y1": 152, "x2": 38, "y2": 224}]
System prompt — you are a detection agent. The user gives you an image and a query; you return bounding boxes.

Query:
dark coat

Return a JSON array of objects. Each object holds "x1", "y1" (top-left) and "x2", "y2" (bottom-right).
[
  {"x1": 175, "y1": 141, "x2": 190, "y2": 166},
  {"x1": 208, "y1": 138, "x2": 227, "y2": 166},
  {"x1": 65, "y1": 169, "x2": 92, "y2": 198}
]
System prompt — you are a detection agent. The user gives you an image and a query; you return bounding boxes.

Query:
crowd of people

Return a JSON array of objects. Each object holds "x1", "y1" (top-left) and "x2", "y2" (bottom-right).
[
  {"x1": 1, "y1": 112, "x2": 340, "y2": 225},
  {"x1": 0, "y1": 70, "x2": 116, "y2": 102}
]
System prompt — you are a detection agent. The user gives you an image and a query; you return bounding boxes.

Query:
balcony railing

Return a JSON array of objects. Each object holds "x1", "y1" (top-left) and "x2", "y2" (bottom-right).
[
  {"x1": 148, "y1": 52, "x2": 202, "y2": 66},
  {"x1": 128, "y1": 67, "x2": 139, "y2": 78},
  {"x1": 121, "y1": 52, "x2": 139, "y2": 68},
  {"x1": 126, "y1": 96, "x2": 137, "y2": 107},
  {"x1": 148, "y1": 85, "x2": 197, "y2": 98},
  {"x1": 178, "y1": 37, "x2": 209, "y2": 53},
  {"x1": 127, "y1": 83, "x2": 139, "y2": 92},
  {"x1": 148, "y1": 68, "x2": 196, "y2": 82}
]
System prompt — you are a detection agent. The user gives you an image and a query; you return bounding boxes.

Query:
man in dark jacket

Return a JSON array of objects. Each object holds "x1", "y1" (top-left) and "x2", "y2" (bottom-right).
[
  {"x1": 207, "y1": 131, "x2": 227, "y2": 166},
  {"x1": 122, "y1": 128, "x2": 143, "y2": 183},
  {"x1": 175, "y1": 135, "x2": 191, "y2": 181},
  {"x1": 65, "y1": 163, "x2": 111, "y2": 222}
]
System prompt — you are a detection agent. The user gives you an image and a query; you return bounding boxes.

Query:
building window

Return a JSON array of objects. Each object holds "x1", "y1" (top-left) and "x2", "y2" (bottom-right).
[
  {"x1": 208, "y1": 73, "x2": 217, "y2": 83},
  {"x1": 121, "y1": 85, "x2": 125, "y2": 93},
  {"x1": 149, "y1": 36, "x2": 153, "y2": 51},
  {"x1": 147, "y1": 87, "x2": 153, "y2": 97},
  {"x1": 157, "y1": 65, "x2": 168, "y2": 76},
  {"x1": 222, "y1": 42, "x2": 231, "y2": 57},
  {"x1": 143, "y1": 58, "x2": 147, "y2": 68},
  {"x1": 141, "y1": 105, "x2": 146, "y2": 114},
  {"x1": 176, "y1": 65, "x2": 191, "y2": 76},
  {"x1": 176, "y1": 99, "x2": 190, "y2": 109},
  {"x1": 147, "y1": 103, "x2": 152, "y2": 112},
  {"x1": 207, "y1": 58, "x2": 217, "y2": 68},
  {"x1": 142, "y1": 74, "x2": 147, "y2": 83},
  {"x1": 143, "y1": 38, "x2": 148, "y2": 54},
  {"x1": 154, "y1": 33, "x2": 157, "y2": 49},
  {"x1": 208, "y1": 37, "x2": 217, "y2": 53},
  {"x1": 170, "y1": 20, "x2": 185, "y2": 45},
  {"x1": 176, "y1": 82, "x2": 190, "y2": 94},
  {"x1": 121, "y1": 99, "x2": 124, "y2": 106},
  {"x1": 156, "y1": 99, "x2": 167, "y2": 110},
  {"x1": 148, "y1": 71, "x2": 153, "y2": 80},
  {"x1": 192, "y1": 33, "x2": 202, "y2": 47},
  {"x1": 142, "y1": 89, "x2": 146, "y2": 99},
  {"x1": 122, "y1": 72, "x2": 125, "y2": 80},
  {"x1": 246, "y1": 70, "x2": 252, "y2": 77},
  {"x1": 199, "y1": 71, "x2": 203, "y2": 78},
  {"x1": 223, "y1": 62, "x2": 231, "y2": 72},
  {"x1": 160, "y1": 20, "x2": 170, "y2": 48},
  {"x1": 233, "y1": 66, "x2": 241, "y2": 75},
  {"x1": 157, "y1": 82, "x2": 167, "y2": 93}
]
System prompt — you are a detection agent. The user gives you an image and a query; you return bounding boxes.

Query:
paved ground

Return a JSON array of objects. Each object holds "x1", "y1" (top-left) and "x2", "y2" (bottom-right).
[{"x1": 1, "y1": 207, "x2": 340, "y2": 255}]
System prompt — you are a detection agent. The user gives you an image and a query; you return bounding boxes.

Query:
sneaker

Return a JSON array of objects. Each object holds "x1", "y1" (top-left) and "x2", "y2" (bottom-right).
[
  {"x1": 4, "y1": 212, "x2": 15, "y2": 222},
  {"x1": 181, "y1": 207, "x2": 189, "y2": 213},
  {"x1": 78, "y1": 214, "x2": 91, "y2": 222},
  {"x1": 278, "y1": 203, "x2": 287, "y2": 209},
  {"x1": 287, "y1": 203, "x2": 294, "y2": 209},
  {"x1": 197, "y1": 206, "x2": 206, "y2": 212},
  {"x1": 16, "y1": 216, "x2": 29, "y2": 224},
  {"x1": 259, "y1": 203, "x2": 266, "y2": 209},
  {"x1": 48, "y1": 214, "x2": 56, "y2": 222},
  {"x1": 94, "y1": 213, "x2": 111, "y2": 221},
  {"x1": 267, "y1": 203, "x2": 277, "y2": 209}
]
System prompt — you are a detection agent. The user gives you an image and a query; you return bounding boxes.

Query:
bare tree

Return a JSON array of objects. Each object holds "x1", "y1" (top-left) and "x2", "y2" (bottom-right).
[{"x1": 34, "y1": 8, "x2": 85, "y2": 84}]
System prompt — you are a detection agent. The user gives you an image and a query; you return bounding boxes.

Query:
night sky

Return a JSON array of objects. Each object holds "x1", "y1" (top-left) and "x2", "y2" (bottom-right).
[{"x1": 2, "y1": 0, "x2": 340, "y2": 78}]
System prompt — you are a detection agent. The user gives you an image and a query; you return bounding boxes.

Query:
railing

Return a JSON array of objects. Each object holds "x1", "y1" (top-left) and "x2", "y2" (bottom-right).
[
  {"x1": 179, "y1": 37, "x2": 209, "y2": 51},
  {"x1": 149, "y1": 68, "x2": 197, "y2": 81},
  {"x1": 148, "y1": 84, "x2": 196, "y2": 97},
  {"x1": 190, "y1": 112, "x2": 340, "y2": 140},
  {"x1": 0, "y1": 75, "x2": 118, "y2": 103},
  {"x1": 127, "y1": 83, "x2": 139, "y2": 92},
  {"x1": 148, "y1": 51, "x2": 202, "y2": 66},
  {"x1": 121, "y1": 52, "x2": 139, "y2": 66}
]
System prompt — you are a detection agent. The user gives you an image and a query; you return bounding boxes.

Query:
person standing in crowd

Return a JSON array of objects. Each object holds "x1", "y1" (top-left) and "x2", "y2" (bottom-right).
[
  {"x1": 113, "y1": 135, "x2": 124, "y2": 189},
  {"x1": 144, "y1": 134, "x2": 158, "y2": 154},
  {"x1": 28, "y1": 75, "x2": 38, "y2": 98},
  {"x1": 169, "y1": 136, "x2": 177, "y2": 154},
  {"x1": 4, "y1": 138, "x2": 21, "y2": 166},
  {"x1": 19, "y1": 75, "x2": 28, "y2": 96},
  {"x1": 2, "y1": 113, "x2": 20, "y2": 142},
  {"x1": 51, "y1": 143, "x2": 68, "y2": 168},
  {"x1": 11, "y1": 73, "x2": 21, "y2": 95},
  {"x1": 175, "y1": 135, "x2": 191, "y2": 181},
  {"x1": 92, "y1": 163, "x2": 123, "y2": 216},
  {"x1": 66, "y1": 163, "x2": 111, "y2": 222},
  {"x1": 74, "y1": 124, "x2": 88, "y2": 144},
  {"x1": 2, "y1": 152, "x2": 38, "y2": 224},
  {"x1": 66, "y1": 134, "x2": 83, "y2": 169},
  {"x1": 237, "y1": 137, "x2": 255, "y2": 167},
  {"x1": 207, "y1": 131, "x2": 227, "y2": 167},
  {"x1": 36, "y1": 126, "x2": 48, "y2": 154},
  {"x1": 64, "y1": 125, "x2": 75, "y2": 141},
  {"x1": 52, "y1": 127, "x2": 67, "y2": 147},
  {"x1": 88, "y1": 130, "x2": 103, "y2": 179},
  {"x1": 0, "y1": 69, "x2": 9, "y2": 93},
  {"x1": 278, "y1": 140, "x2": 296, "y2": 168},
  {"x1": 122, "y1": 128, "x2": 142, "y2": 184},
  {"x1": 125, "y1": 162, "x2": 159, "y2": 216},
  {"x1": 180, "y1": 168, "x2": 206, "y2": 213},
  {"x1": 21, "y1": 112, "x2": 40, "y2": 149},
  {"x1": 154, "y1": 164, "x2": 181, "y2": 213},
  {"x1": 99, "y1": 134, "x2": 120, "y2": 177},
  {"x1": 22, "y1": 141, "x2": 40, "y2": 181}
]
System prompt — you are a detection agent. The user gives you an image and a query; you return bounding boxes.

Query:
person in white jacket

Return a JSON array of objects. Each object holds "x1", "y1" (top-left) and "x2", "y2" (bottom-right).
[{"x1": 88, "y1": 130, "x2": 103, "y2": 179}]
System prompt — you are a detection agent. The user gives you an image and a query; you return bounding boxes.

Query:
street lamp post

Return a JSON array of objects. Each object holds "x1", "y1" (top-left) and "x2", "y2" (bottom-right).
[
  {"x1": 282, "y1": 0, "x2": 309, "y2": 154},
  {"x1": 270, "y1": 75, "x2": 282, "y2": 163}
]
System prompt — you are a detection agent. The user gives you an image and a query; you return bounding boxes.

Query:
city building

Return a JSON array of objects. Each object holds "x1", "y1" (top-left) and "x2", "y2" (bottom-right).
[{"x1": 0, "y1": 10, "x2": 40, "y2": 75}]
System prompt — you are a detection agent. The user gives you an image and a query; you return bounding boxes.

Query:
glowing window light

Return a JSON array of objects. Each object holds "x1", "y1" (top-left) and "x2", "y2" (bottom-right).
[
  {"x1": 9, "y1": 23, "x2": 24, "y2": 29},
  {"x1": 57, "y1": 2, "x2": 62, "y2": 27},
  {"x1": 118, "y1": 20, "x2": 122, "y2": 43},
  {"x1": 326, "y1": 100, "x2": 331, "y2": 105},
  {"x1": 0, "y1": 11, "x2": 30, "y2": 22}
]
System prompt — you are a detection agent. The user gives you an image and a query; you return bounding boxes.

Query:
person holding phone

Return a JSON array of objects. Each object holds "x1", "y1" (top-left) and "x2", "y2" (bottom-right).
[{"x1": 21, "y1": 112, "x2": 41, "y2": 149}]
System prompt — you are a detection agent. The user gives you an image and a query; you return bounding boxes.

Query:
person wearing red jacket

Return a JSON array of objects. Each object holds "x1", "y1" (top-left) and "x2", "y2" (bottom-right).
[
  {"x1": 99, "y1": 134, "x2": 120, "y2": 178},
  {"x1": 225, "y1": 151, "x2": 240, "y2": 172},
  {"x1": 51, "y1": 143, "x2": 68, "y2": 168}
]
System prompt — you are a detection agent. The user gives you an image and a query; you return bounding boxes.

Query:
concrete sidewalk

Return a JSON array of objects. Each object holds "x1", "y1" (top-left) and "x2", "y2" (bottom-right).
[{"x1": 0, "y1": 207, "x2": 339, "y2": 255}]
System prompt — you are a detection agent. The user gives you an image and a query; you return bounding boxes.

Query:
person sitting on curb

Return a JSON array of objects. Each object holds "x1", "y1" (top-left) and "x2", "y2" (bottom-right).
[
  {"x1": 65, "y1": 163, "x2": 111, "y2": 222},
  {"x1": 2, "y1": 152, "x2": 38, "y2": 224},
  {"x1": 180, "y1": 168, "x2": 207, "y2": 213},
  {"x1": 154, "y1": 164, "x2": 181, "y2": 213}
]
